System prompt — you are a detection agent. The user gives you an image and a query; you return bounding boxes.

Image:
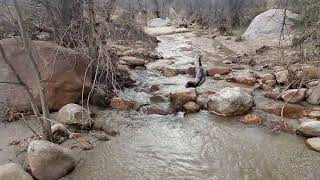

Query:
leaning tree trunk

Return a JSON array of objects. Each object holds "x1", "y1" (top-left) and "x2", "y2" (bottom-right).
[{"x1": 13, "y1": 0, "x2": 53, "y2": 141}]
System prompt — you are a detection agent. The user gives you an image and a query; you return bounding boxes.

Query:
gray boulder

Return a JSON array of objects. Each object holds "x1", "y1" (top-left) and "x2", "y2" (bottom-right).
[
  {"x1": 28, "y1": 140, "x2": 76, "y2": 180},
  {"x1": 0, "y1": 163, "x2": 33, "y2": 180},
  {"x1": 207, "y1": 87, "x2": 254, "y2": 116},
  {"x1": 243, "y1": 9, "x2": 299, "y2": 40}
]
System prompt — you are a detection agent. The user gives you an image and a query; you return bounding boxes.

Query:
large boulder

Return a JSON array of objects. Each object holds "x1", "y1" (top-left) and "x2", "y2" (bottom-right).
[
  {"x1": 147, "y1": 17, "x2": 171, "y2": 27},
  {"x1": 297, "y1": 121, "x2": 320, "y2": 137},
  {"x1": 207, "y1": 87, "x2": 254, "y2": 116},
  {"x1": 243, "y1": 9, "x2": 299, "y2": 40},
  {"x1": 0, "y1": 163, "x2": 33, "y2": 180},
  {"x1": 306, "y1": 86, "x2": 320, "y2": 105},
  {"x1": 0, "y1": 38, "x2": 92, "y2": 111},
  {"x1": 56, "y1": 103, "x2": 92, "y2": 128},
  {"x1": 28, "y1": 140, "x2": 76, "y2": 180}
]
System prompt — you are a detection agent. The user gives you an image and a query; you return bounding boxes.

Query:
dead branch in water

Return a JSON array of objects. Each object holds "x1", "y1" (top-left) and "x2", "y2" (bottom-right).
[{"x1": 185, "y1": 54, "x2": 206, "y2": 88}]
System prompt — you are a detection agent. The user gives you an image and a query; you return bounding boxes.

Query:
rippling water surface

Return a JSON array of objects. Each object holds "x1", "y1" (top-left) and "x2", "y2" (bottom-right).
[{"x1": 64, "y1": 31, "x2": 320, "y2": 180}]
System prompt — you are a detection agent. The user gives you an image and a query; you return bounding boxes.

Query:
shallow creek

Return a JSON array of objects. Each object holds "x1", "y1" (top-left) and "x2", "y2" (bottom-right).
[{"x1": 24, "y1": 31, "x2": 320, "y2": 179}]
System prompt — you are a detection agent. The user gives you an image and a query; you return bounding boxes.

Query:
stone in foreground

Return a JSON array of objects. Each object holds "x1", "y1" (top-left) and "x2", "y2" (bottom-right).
[
  {"x1": 208, "y1": 87, "x2": 254, "y2": 116},
  {"x1": 0, "y1": 163, "x2": 33, "y2": 180},
  {"x1": 306, "y1": 137, "x2": 320, "y2": 153},
  {"x1": 28, "y1": 140, "x2": 76, "y2": 180},
  {"x1": 297, "y1": 121, "x2": 320, "y2": 137}
]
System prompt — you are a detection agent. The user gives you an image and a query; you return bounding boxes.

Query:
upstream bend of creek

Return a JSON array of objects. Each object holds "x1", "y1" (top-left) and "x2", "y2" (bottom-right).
[{"x1": 63, "y1": 30, "x2": 320, "y2": 180}]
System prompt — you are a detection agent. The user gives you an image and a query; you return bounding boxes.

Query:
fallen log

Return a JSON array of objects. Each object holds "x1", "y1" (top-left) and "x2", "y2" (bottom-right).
[{"x1": 185, "y1": 54, "x2": 206, "y2": 88}]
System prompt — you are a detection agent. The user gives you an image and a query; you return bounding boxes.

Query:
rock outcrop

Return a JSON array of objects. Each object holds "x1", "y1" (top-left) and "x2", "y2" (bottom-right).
[{"x1": 0, "y1": 38, "x2": 92, "y2": 111}]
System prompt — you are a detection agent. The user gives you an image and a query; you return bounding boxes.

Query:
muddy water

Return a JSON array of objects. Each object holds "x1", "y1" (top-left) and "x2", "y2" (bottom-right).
[{"x1": 64, "y1": 32, "x2": 320, "y2": 180}]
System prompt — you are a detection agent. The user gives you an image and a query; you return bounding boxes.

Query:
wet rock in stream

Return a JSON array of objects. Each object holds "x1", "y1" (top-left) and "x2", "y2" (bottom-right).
[
  {"x1": 207, "y1": 87, "x2": 254, "y2": 116},
  {"x1": 170, "y1": 89, "x2": 197, "y2": 110},
  {"x1": 28, "y1": 140, "x2": 76, "y2": 180}
]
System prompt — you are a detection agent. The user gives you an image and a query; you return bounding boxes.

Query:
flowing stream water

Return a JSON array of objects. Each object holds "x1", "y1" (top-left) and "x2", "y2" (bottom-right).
[{"x1": 61, "y1": 31, "x2": 320, "y2": 180}]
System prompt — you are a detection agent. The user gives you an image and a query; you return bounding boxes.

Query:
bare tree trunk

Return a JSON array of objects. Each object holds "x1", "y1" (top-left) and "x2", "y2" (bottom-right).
[
  {"x1": 88, "y1": 0, "x2": 97, "y2": 59},
  {"x1": 13, "y1": 0, "x2": 52, "y2": 141}
]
